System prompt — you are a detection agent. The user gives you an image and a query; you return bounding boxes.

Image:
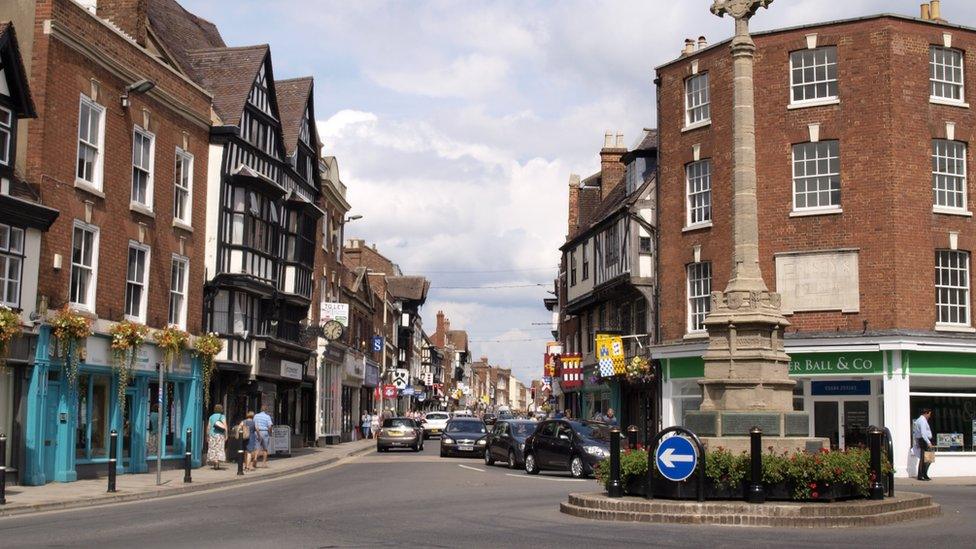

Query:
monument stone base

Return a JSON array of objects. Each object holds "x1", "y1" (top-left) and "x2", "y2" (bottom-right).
[{"x1": 699, "y1": 436, "x2": 827, "y2": 455}]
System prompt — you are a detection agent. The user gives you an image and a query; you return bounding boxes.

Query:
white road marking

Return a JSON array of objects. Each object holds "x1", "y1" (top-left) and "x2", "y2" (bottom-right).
[
  {"x1": 505, "y1": 473, "x2": 587, "y2": 482},
  {"x1": 458, "y1": 464, "x2": 485, "y2": 473}
]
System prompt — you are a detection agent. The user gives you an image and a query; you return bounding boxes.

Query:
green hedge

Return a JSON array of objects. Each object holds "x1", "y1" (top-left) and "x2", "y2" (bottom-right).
[{"x1": 594, "y1": 446, "x2": 891, "y2": 500}]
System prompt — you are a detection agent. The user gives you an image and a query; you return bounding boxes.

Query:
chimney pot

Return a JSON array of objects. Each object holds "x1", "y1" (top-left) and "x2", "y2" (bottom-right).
[
  {"x1": 698, "y1": 36, "x2": 707, "y2": 49},
  {"x1": 921, "y1": 2, "x2": 931, "y2": 19},
  {"x1": 683, "y1": 38, "x2": 695, "y2": 55},
  {"x1": 615, "y1": 132, "x2": 624, "y2": 148},
  {"x1": 931, "y1": 0, "x2": 943, "y2": 22},
  {"x1": 604, "y1": 131, "x2": 613, "y2": 148}
]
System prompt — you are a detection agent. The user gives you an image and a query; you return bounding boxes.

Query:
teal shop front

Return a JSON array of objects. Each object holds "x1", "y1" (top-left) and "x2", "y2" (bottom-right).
[{"x1": 22, "y1": 326, "x2": 203, "y2": 485}]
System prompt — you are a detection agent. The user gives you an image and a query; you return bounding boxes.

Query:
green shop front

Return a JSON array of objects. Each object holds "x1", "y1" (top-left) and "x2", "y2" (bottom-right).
[
  {"x1": 656, "y1": 341, "x2": 976, "y2": 478},
  {"x1": 21, "y1": 326, "x2": 203, "y2": 485}
]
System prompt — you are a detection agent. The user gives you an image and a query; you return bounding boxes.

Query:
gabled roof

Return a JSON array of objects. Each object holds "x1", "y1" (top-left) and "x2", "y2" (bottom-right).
[
  {"x1": 275, "y1": 77, "x2": 314, "y2": 156},
  {"x1": 147, "y1": 0, "x2": 225, "y2": 73},
  {"x1": 0, "y1": 22, "x2": 36, "y2": 117},
  {"x1": 387, "y1": 276, "x2": 430, "y2": 303},
  {"x1": 185, "y1": 45, "x2": 269, "y2": 126}
]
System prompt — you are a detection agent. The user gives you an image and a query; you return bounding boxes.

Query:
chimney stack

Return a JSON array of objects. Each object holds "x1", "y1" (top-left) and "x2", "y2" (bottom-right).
[
  {"x1": 97, "y1": 0, "x2": 149, "y2": 46},
  {"x1": 600, "y1": 131, "x2": 627, "y2": 201},
  {"x1": 682, "y1": 38, "x2": 696, "y2": 56},
  {"x1": 921, "y1": 2, "x2": 931, "y2": 20},
  {"x1": 698, "y1": 36, "x2": 708, "y2": 50},
  {"x1": 568, "y1": 174, "x2": 581, "y2": 238},
  {"x1": 931, "y1": 0, "x2": 944, "y2": 22}
]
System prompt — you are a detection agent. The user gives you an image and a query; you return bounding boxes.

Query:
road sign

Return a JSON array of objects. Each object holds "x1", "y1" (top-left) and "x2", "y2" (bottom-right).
[
  {"x1": 402, "y1": 386, "x2": 415, "y2": 396},
  {"x1": 417, "y1": 392, "x2": 427, "y2": 402},
  {"x1": 382, "y1": 384, "x2": 398, "y2": 399},
  {"x1": 371, "y1": 336, "x2": 383, "y2": 352},
  {"x1": 655, "y1": 436, "x2": 697, "y2": 482}
]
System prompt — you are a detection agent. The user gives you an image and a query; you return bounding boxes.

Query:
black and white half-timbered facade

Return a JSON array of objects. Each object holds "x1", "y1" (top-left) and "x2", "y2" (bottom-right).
[
  {"x1": 187, "y1": 45, "x2": 323, "y2": 437},
  {"x1": 0, "y1": 22, "x2": 59, "y2": 469}
]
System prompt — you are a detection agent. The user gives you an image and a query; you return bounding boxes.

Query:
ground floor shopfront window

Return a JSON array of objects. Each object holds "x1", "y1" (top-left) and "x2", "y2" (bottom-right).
[
  {"x1": 910, "y1": 377, "x2": 976, "y2": 451},
  {"x1": 146, "y1": 380, "x2": 189, "y2": 459},
  {"x1": 75, "y1": 373, "x2": 111, "y2": 461}
]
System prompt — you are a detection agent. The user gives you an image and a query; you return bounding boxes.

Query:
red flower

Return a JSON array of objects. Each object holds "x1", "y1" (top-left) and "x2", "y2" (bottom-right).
[
  {"x1": 819, "y1": 447, "x2": 830, "y2": 454},
  {"x1": 833, "y1": 467, "x2": 842, "y2": 476},
  {"x1": 869, "y1": 473, "x2": 877, "y2": 481},
  {"x1": 811, "y1": 491, "x2": 819, "y2": 499},
  {"x1": 808, "y1": 482, "x2": 817, "y2": 489}
]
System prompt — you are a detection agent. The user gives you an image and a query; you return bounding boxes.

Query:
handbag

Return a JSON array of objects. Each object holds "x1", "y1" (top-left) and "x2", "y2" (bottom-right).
[{"x1": 924, "y1": 450, "x2": 936, "y2": 464}]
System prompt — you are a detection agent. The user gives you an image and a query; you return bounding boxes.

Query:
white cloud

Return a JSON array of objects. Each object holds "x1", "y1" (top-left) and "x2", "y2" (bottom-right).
[{"x1": 366, "y1": 53, "x2": 511, "y2": 99}]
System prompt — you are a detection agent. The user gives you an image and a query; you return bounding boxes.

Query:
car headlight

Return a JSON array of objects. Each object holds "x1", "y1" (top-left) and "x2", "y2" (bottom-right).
[
  {"x1": 477, "y1": 438, "x2": 487, "y2": 445},
  {"x1": 584, "y1": 445, "x2": 608, "y2": 457},
  {"x1": 442, "y1": 437, "x2": 455, "y2": 444}
]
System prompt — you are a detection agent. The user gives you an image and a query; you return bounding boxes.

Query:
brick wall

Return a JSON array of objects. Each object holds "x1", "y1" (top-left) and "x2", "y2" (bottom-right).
[
  {"x1": 27, "y1": 0, "x2": 211, "y2": 333},
  {"x1": 656, "y1": 15, "x2": 976, "y2": 344}
]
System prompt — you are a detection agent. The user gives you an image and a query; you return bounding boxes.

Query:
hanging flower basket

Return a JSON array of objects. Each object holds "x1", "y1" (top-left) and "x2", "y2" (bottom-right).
[
  {"x1": 155, "y1": 325, "x2": 189, "y2": 367},
  {"x1": 194, "y1": 332, "x2": 223, "y2": 409},
  {"x1": 624, "y1": 356, "x2": 655, "y2": 384},
  {"x1": 51, "y1": 306, "x2": 93, "y2": 388},
  {"x1": 109, "y1": 320, "x2": 149, "y2": 416},
  {"x1": 0, "y1": 305, "x2": 21, "y2": 368}
]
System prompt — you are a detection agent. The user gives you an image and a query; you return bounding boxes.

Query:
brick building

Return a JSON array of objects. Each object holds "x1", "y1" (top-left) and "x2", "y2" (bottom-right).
[
  {"x1": 653, "y1": 6, "x2": 976, "y2": 476},
  {"x1": 10, "y1": 0, "x2": 211, "y2": 485}
]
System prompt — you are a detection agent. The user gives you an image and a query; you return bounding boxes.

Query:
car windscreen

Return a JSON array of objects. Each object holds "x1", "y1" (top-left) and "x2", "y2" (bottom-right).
[
  {"x1": 446, "y1": 421, "x2": 486, "y2": 434},
  {"x1": 425, "y1": 413, "x2": 448, "y2": 420},
  {"x1": 510, "y1": 422, "x2": 537, "y2": 438},
  {"x1": 383, "y1": 419, "x2": 415, "y2": 428},
  {"x1": 570, "y1": 421, "x2": 611, "y2": 442}
]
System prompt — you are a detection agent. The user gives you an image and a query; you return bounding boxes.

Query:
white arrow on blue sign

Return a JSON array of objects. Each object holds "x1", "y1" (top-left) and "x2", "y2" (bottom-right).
[{"x1": 655, "y1": 435, "x2": 697, "y2": 482}]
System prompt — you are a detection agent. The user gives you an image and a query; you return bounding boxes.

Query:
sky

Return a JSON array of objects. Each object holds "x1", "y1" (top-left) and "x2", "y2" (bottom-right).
[{"x1": 179, "y1": 0, "x2": 974, "y2": 387}]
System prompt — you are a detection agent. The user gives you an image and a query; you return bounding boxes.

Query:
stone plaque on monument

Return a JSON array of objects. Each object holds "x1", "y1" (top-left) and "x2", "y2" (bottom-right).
[
  {"x1": 785, "y1": 412, "x2": 811, "y2": 436},
  {"x1": 683, "y1": 411, "x2": 718, "y2": 437},
  {"x1": 721, "y1": 413, "x2": 781, "y2": 436}
]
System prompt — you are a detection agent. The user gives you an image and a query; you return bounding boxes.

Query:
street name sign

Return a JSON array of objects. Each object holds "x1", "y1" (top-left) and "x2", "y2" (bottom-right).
[{"x1": 656, "y1": 436, "x2": 697, "y2": 482}]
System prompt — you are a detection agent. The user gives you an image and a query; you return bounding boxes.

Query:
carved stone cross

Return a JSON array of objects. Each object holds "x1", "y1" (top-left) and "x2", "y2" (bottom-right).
[{"x1": 712, "y1": 0, "x2": 773, "y2": 38}]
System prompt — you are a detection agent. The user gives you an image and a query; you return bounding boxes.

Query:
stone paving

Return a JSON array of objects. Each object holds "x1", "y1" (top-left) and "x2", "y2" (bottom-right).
[{"x1": 0, "y1": 438, "x2": 375, "y2": 517}]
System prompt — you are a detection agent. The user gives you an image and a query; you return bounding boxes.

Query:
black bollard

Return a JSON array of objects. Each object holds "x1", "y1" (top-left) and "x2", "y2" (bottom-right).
[
  {"x1": 107, "y1": 430, "x2": 118, "y2": 493},
  {"x1": 183, "y1": 428, "x2": 193, "y2": 483},
  {"x1": 608, "y1": 427, "x2": 623, "y2": 498},
  {"x1": 236, "y1": 426, "x2": 245, "y2": 476},
  {"x1": 868, "y1": 426, "x2": 884, "y2": 500},
  {"x1": 0, "y1": 433, "x2": 7, "y2": 504},
  {"x1": 747, "y1": 427, "x2": 764, "y2": 504},
  {"x1": 627, "y1": 425, "x2": 638, "y2": 449}
]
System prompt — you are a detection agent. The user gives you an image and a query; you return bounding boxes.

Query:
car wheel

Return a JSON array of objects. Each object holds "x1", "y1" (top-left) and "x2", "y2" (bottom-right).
[
  {"x1": 570, "y1": 455, "x2": 586, "y2": 479},
  {"x1": 484, "y1": 449, "x2": 495, "y2": 466},
  {"x1": 508, "y1": 450, "x2": 518, "y2": 470},
  {"x1": 525, "y1": 452, "x2": 540, "y2": 475},
  {"x1": 377, "y1": 446, "x2": 385, "y2": 453}
]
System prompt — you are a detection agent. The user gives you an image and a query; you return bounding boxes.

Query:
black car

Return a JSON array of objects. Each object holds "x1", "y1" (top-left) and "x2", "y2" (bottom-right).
[
  {"x1": 484, "y1": 420, "x2": 538, "y2": 469},
  {"x1": 439, "y1": 418, "x2": 488, "y2": 457},
  {"x1": 522, "y1": 420, "x2": 613, "y2": 478}
]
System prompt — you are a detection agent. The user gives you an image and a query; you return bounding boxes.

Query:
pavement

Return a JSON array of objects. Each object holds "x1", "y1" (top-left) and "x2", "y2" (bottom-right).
[
  {"x1": 0, "y1": 442, "x2": 974, "y2": 548},
  {"x1": 0, "y1": 438, "x2": 375, "y2": 517}
]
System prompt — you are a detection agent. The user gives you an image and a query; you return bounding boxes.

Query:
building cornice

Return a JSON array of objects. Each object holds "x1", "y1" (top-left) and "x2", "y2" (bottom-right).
[{"x1": 45, "y1": 17, "x2": 211, "y2": 130}]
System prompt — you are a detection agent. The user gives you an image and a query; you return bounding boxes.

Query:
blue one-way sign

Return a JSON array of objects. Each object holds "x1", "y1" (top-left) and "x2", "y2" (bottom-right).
[{"x1": 656, "y1": 436, "x2": 697, "y2": 482}]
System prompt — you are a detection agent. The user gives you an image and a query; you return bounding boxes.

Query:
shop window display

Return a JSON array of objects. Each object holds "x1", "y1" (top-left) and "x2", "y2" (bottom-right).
[{"x1": 75, "y1": 374, "x2": 111, "y2": 460}]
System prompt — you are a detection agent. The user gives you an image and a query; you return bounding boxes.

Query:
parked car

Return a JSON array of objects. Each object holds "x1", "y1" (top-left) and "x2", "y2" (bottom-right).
[
  {"x1": 377, "y1": 418, "x2": 424, "y2": 452},
  {"x1": 422, "y1": 411, "x2": 450, "y2": 439},
  {"x1": 522, "y1": 420, "x2": 613, "y2": 478},
  {"x1": 439, "y1": 418, "x2": 488, "y2": 457},
  {"x1": 484, "y1": 419, "x2": 538, "y2": 469}
]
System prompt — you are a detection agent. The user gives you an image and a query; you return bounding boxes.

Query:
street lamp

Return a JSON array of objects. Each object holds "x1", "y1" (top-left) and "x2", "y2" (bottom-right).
[
  {"x1": 345, "y1": 215, "x2": 363, "y2": 222},
  {"x1": 121, "y1": 79, "x2": 156, "y2": 108}
]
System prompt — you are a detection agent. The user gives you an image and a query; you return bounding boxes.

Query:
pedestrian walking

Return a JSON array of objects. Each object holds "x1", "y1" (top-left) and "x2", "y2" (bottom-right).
[
  {"x1": 604, "y1": 408, "x2": 618, "y2": 426},
  {"x1": 912, "y1": 408, "x2": 935, "y2": 481},
  {"x1": 361, "y1": 411, "x2": 372, "y2": 439},
  {"x1": 207, "y1": 404, "x2": 227, "y2": 470},
  {"x1": 370, "y1": 410, "x2": 381, "y2": 439},
  {"x1": 243, "y1": 411, "x2": 257, "y2": 471},
  {"x1": 254, "y1": 405, "x2": 274, "y2": 468}
]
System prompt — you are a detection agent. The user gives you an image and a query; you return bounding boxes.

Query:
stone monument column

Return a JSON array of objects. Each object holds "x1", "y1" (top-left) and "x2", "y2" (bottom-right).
[{"x1": 684, "y1": 0, "x2": 821, "y2": 452}]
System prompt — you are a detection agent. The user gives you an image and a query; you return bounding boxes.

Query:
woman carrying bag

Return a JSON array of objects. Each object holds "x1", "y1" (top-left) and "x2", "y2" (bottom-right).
[{"x1": 207, "y1": 404, "x2": 228, "y2": 470}]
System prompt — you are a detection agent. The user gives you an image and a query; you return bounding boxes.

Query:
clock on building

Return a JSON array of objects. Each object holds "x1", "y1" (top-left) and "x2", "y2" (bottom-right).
[{"x1": 323, "y1": 320, "x2": 344, "y2": 340}]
